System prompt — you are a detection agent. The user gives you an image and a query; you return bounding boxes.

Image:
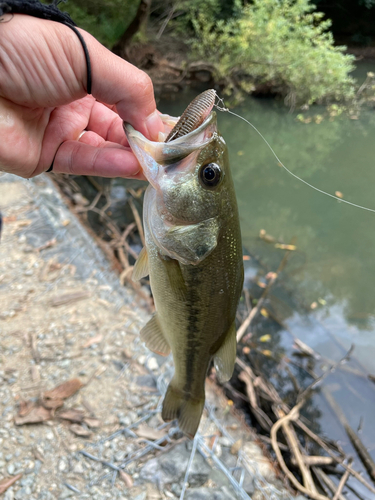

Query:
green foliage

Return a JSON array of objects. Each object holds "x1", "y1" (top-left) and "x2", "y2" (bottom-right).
[
  {"x1": 183, "y1": 0, "x2": 356, "y2": 106},
  {"x1": 59, "y1": 0, "x2": 140, "y2": 48}
]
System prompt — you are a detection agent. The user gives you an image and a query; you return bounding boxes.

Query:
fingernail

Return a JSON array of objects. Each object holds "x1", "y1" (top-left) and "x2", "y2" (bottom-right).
[{"x1": 145, "y1": 111, "x2": 163, "y2": 141}]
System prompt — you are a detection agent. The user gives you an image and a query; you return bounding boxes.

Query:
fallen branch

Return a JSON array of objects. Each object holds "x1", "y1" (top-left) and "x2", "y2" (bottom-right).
[
  {"x1": 333, "y1": 459, "x2": 352, "y2": 500},
  {"x1": 270, "y1": 400, "x2": 329, "y2": 500}
]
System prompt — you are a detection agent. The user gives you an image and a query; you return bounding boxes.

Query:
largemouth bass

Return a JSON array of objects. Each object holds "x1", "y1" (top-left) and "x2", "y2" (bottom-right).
[{"x1": 124, "y1": 90, "x2": 243, "y2": 437}]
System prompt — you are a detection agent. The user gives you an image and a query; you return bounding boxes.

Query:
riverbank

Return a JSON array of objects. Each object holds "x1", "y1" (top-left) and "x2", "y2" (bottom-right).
[{"x1": 0, "y1": 172, "x2": 295, "y2": 500}]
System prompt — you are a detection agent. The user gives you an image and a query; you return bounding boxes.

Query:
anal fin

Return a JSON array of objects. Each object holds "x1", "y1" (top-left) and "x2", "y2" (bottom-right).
[
  {"x1": 213, "y1": 322, "x2": 237, "y2": 383},
  {"x1": 140, "y1": 314, "x2": 170, "y2": 356},
  {"x1": 132, "y1": 246, "x2": 149, "y2": 281}
]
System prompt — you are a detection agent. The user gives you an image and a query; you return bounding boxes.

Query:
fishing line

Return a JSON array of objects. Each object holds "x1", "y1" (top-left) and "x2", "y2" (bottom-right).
[{"x1": 214, "y1": 94, "x2": 375, "y2": 214}]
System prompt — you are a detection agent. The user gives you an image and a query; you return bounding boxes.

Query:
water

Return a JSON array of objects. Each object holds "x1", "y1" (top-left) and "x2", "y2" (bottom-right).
[
  {"x1": 158, "y1": 85, "x2": 375, "y2": 374},
  {"x1": 157, "y1": 76, "x2": 375, "y2": 490}
]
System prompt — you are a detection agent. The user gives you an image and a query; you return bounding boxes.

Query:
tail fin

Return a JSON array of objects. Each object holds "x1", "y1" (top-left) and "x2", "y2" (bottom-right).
[{"x1": 162, "y1": 381, "x2": 205, "y2": 438}]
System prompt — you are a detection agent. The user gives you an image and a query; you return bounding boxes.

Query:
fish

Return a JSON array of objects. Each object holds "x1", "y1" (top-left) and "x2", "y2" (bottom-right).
[{"x1": 124, "y1": 89, "x2": 244, "y2": 438}]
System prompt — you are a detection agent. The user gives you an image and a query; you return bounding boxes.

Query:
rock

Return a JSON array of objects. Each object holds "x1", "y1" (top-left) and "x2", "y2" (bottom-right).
[
  {"x1": 58, "y1": 459, "x2": 67, "y2": 472},
  {"x1": 140, "y1": 442, "x2": 210, "y2": 489},
  {"x1": 185, "y1": 487, "x2": 236, "y2": 500},
  {"x1": 146, "y1": 357, "x2": 158, "y2": 371},
  {"x1": 4, "y1": 488, "x2": 14, "y2": 500},
  {"x1": 7, "y1": 463, "x2": 15, "y2": 475}
]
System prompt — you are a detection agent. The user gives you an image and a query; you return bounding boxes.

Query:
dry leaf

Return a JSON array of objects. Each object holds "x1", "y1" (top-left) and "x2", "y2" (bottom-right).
[
  {"x1": 119, "y1": 470, "x2": 133, "y2": 488},
  {"x1": 44, "y1": 378, "x2": 83, "y2": 401},
  {"x1": 83, "y1": 417, "x2": 100, "y2": 429},
  {"x1": 274, "y1": 243, "x2": 296, "y2": 251},
  {"x1": 257, "y1": 281, "x2": 267, "y2": 289},
  {"x1": 335, "y1": 191, "x2": 343, "y2": 199},
  {"x1": 37, "y1": 238, "x2": 57, "y2": 252},
  {"x1": 69, "y1": 424, "x2": 92, "y2": 438},
  {"x1": 260, "y1": 308, "x2": 269, "y2": 318},
  {"x1": 62, "y1": 219, "x2": 71, "y2": 226},
  {"x1": 0, "y1": 474, "x2": 23, "y2": 494},
  {"x1": 42, "y1": 398, "x2": 64, "y2": 410},
  {"x1": 18, "y1": 400, "x2": 34, "y2": 417},
  {"x1": 318, "y1": 298, "x2": 327, "y2": 305},
  {"x1": 83, "y1": 334, "x2": 103, "y2": 348},
  {"x1": 230, "y1": 439, "x2": 242, "y2": 455},
  {"x1": 58, "y1": 408, "x2": 85, "y2": 423},
  {"x1": 15, "y1": 405, "x2": 51, "y2": 425},
  {"x1": 259, "y1": 334, "x2": 271, "y2": 342},
  {"x1": 135, "y1": 424, "x2": 166, "y2": 441},
  {"x1": 310, "y1": 301, "x2": 318, "y2": 309},
  {"x1": 261, "y1": 349, "x2": 272, "y2": 357},
  {"x1": 243, "y1": 255, "x2": 251, "y2": 261},
  {"x1": 242, "y1": 346, "x2": 250, "y2": 354}
]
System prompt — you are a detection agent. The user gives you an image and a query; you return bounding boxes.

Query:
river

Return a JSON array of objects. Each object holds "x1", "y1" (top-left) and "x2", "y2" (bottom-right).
[{"x1": 157, "y1": 73, "x2": 375, "y2": 492}]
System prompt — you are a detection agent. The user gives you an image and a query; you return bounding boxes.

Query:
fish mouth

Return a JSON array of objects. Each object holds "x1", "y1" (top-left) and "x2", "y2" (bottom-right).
[
  {"x1": 123, "y1": 89, "x2": 218, "y2": 186},
  {"x1": 124, "y1": 111, "x2": 217, "y2": 166}
]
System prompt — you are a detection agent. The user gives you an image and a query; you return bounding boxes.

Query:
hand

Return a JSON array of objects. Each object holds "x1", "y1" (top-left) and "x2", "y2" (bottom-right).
[{"x1": 0, "y1": 14, "x2": 163, "y2": 179}]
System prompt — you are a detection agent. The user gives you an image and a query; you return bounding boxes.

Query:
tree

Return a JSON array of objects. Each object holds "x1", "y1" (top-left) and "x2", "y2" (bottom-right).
[{"x1": 181, "y1": 0, "x2": 356, "y2": 106}]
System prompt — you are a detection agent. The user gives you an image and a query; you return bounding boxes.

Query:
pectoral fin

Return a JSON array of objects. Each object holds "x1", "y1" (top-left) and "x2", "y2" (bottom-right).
[
  {"x1": 213, "y1": 322, "x2": 237, "y2": 383},
  {"x1": 160, "y1": 218, "x2": 220, "y2": 265},
  {"x1": 140, "y1": 314, "x2": 170, "y2": 356},
  {"x1": 132, "y1": 246, "x2": 149, "y2": 281}
]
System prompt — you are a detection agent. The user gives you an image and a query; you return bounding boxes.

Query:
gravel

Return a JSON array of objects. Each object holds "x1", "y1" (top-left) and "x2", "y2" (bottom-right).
[{"x1": 0, "y1": 173, "x2": 298, "y2": 500}]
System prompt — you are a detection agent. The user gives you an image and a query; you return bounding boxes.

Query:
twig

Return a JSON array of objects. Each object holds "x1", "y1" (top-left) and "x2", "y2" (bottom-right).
[
  {"x1": 313, "y1": 467, "x2": 345, "y2": 500},
  {"x1": 322, "y1": 386, "x2": 375, "y2": 484},
  {"x1": 128, "y1": 197, "x2": 145, "y2": 247},
  {"x1": 297, "y1": 345, "x2": 355, "y2": 403},
  {"x1": 270, "y1": 400, "x2": 329, "y2": 500},
  {"x1": 295, "y1": 420, "x2": 375, "y2": 495},
  {"x1": 291, "y1": 456, "x2": 333, "y2": 467},
  {"x1": 333, "y1": 459, "x2": 352, "y2": 500},
  {"x1": 276, "y1": 407, "x2": 317, "y2": 494},
  {"x1": 238, "y1": 370, "x2": 273, "y2": 431},
  {"x1": 156, "y1": 4, "x2": 175, "y2": 39}
]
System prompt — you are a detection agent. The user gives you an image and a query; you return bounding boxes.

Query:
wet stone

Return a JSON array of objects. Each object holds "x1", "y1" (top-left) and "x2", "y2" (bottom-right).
[{"x1": 140, "y1": 442, "x2": 210, "y2": 489}]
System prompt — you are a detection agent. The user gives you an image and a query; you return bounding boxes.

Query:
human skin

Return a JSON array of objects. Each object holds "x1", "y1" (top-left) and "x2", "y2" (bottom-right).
[{"x1": 0, "y1": 14, "x2": 164, "y2": 179}]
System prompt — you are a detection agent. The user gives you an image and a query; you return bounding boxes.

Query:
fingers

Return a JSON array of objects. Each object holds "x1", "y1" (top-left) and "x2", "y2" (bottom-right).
[
  {"x1": 78, "y1": 29, "x2": 164, "y2": 140},
  {"x1": 51, "y1": 139, "x2": 146, "y2": 179},
  {"x1": 86, "y1": 101, "x2": 128, "y2": 146}
]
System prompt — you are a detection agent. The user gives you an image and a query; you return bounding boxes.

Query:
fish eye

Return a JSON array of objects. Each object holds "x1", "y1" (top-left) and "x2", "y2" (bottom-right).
[{"x1": 199, "y1": 163, "x2": 222, "y2": 188}]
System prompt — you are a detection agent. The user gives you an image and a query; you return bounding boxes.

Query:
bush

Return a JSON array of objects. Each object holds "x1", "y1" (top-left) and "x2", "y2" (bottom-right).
[
  {"x1": 59, "y1": 0, "x2": 140, "y2": 48},
  {"x1": 184, "y1": 0, "x2": 356, "y2": 106}
]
